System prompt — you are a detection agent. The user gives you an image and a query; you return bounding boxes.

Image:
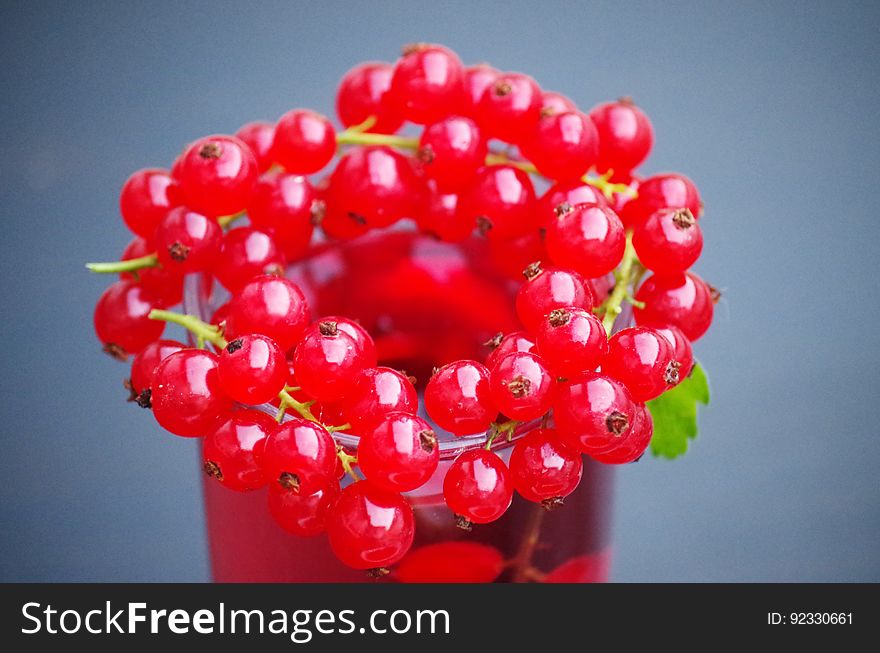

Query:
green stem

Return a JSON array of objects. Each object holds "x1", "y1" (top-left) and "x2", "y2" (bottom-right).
[
  {"x1": 485, "y1": 152, "x2": 539, "y2": 174},
  {"x1": 85, "y1": 253, "x2": 159, "y2": 274},
  {"x1": 601, "y1": 232, "x2": 639, "y2": 336},
  {"x1": 327, "y1": 422, "x2": 351, "y2": 434},
  {"x1": 217, "y1": 211, "x2": 246, "y2": 229},
  {"x1": 148, "y1": 309, "x2": 227, "y2": 348},
  {"x1": 336, "y1": 447, "x2": 362, "y2": 482},
  {"x1": 485, "y1": 420, "x2": 520, "y2": 449},
  {"x1": 582, "y1": 169, "x2": 633, "y2": 200},
  {"x1": 276, "y1": 388, "x2": 318, "y2": 422},
  {"x1": 336, "y1": 128, "x2": 419, "y2": 149}
]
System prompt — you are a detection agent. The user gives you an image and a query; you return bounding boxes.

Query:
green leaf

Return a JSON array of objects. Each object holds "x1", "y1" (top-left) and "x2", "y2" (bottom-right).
[{"x1": 647, "y1": 362, "x2": 710, "y2": 459}]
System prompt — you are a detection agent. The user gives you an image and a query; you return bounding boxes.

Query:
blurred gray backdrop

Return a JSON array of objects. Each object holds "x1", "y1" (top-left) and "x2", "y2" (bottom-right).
[{"x1": 1, "y1": 0, "x2": 878, "y2": 582}]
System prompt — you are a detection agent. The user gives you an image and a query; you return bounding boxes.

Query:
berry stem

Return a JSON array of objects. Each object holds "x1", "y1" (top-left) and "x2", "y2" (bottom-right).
[
  {"x1": 601, "y1": 232, "x2": 640, "y2": 336},
  {"x1": 485, "y1": 152, "x2": 539, "y2": 174},
  {"x1": 336, "y1": 447, "x2": 361, "y2": 482},
  {"x1": 85, "y1": 253, "x2": 159, "y2": 274},
  {"x1": 276, "y1": 388, "x2": 318, "y2": 423},
  {"x1": 217, "y1": 210, "x2": 246, "y2": 229},
  {"x1": 327, "y1": 422, "x2": 351, "y2": 434},
  {"x1": 510, "y1": 504, "x2": 545, "y2": 583},
  {"x1": 582, "y1": 168, "x2": 635, "y2": 200},
  {"x1": 336, "y1": 128, "x2": 419, "y2": 150},
  {"x1": 148, "y1": 309, "x2": 227, "y2": 348},
  {"x1": 486, "y1": 420, "x2": 521, "y2": 449}
]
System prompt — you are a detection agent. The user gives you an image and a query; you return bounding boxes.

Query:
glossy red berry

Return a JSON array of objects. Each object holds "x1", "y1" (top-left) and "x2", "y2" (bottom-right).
[
  {"x1": 292, "y1": 319, "x2": 371, "y2": 402},
  {"x1": 120, "y1": 237, "x2": 183, "y2": 307},
  {"x1": 443, "y1": 448, "x2": 513, "y2": 527},
  {"x1": 336, "y1": 61, "x2": 403, "y2": 134},
  {"x1": 262, "y1": 417, "x2": 337, "y2": 494},
  {"x1": 425, "y1": 360, "x2": 497, "y2": 436},
  {"x1": 522, "y1": 111, "x2": 599, "y2": 181},
  {"x1": 387, "y1": 43, "x2": 464, "y2": 125},
  {"x1": 485, "y1": 330, "x2": 536, "y2": 370},
  {"x1": 327, "y1": 146, "x2": 419, "y2": 228},
  {"x1": 247, "y1": 172, "x2": 317, "y2": 261},
  {"x1": 515, "y1": 263, "x2": 593, "y2": 334},
  {"x1": 508, "y1": 428, "x2": 583, "y2": 505},
  {"x1": 417, "y1": 116, "x2": 487, "y2": 191},
  {"x1": 633, "y1": 271, "x2": 714, "y2": 341},
  {"x1": 487, "y1": 229, "x2": 547, "y2": 281},
  {"x1": 620, "y1": 173, "x2": 701, "y2": 229},
  {"x1": 217, "y1": 333, "x2": 287, "y2": 405},
  {"x1": 326, "y1": 481, "x2": 415, "y2": 570},
  {"x1": 553, "y1": 372, "x2": 636, "y2": 454},
  {"x1": 268, "y1": 481, "x2": 340, "y2": 537},
  {"x1": 175, "y1": 135, "x2": 258, "y2": 216},
  {"x1": 654, "y1": 325, "x2": 695, "y2": 382},
  {"x1": 319, "y1": 315, "x2": 378, "y2": 367},
  {"x1": 489, "y1": 352, "x2": 556, "y2": 421},
  {"x1": 461, "y1": 64, "x2": 499, "y2": 117},
  {"x1": 235, "y1": 121, "x2": 275, "y2": 172},
  {"x1": 212, "y1": 227, "x2": 285, "y2": 293},
  {"x1": 154, "y1": 207, "x2": 222, "y2": 274},
  {"x1": 604, "y1": 326, "x2": 676, "y2": 401},
  {"x1": 271, "y1": 109, "x2": 336, "y2": 174},
  {"x1": 358, "y1": 412, "x2": 439, "y2": 493},
  {"x1": 397, "y1": 541, "x2": 504, "y2": 583},
  {"x1": 340, "y1": 367, "x2": 417, "y2": 434},
  {"x1": 535, "y1": 307, "x2": 607, "y2": 377},
  {"x1": 537, "y1": 180, "x2": 607, "y2": 228},
  {"x1": 151, "y1": 349, "x2": 232, "y2": 437},
  {"x1": 202, "y1": 409, "x2": 275, "y2": 491},
  {"x1": 589, "y1": 99, "x2": 654, "y2": 174},
  {"x1": 633, "y1": 208, "x2": 703, "y2": 274},
  {"x1": 225, "y1": 275, "x2": 311, "y2": 351},
  {"x1": 476, "y1": 72, "x2": 542, "y2": 144},
  {"x1": 540, "y1": 91, "x2": 577, "y2": 116},
  {"x1": 462, "y1": 165, "x2": 536, "y2": 239},
  {"x1": 130, "y1": 339, "x2": 185, "y2": 394},
  {"x1": 415, "y1": 182, "x2": 471, "y2": 242},
  {"x1": 119, "y1": 168, "x2": 178, "y2": 238},
  {"x1": 546, "y1": 202, "x2": 626, "y2": 278},
  {"x1": 94, "y1": 281, "x2": 166, "y2": 357},
  {"x1": 590, "y1": 402, "x2": 653, "y2": 464}
]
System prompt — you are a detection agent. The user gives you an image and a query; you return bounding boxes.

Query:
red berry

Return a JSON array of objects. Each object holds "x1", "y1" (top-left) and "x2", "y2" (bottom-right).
[
  {"x1": 319, "y1": 315, "x2": 378, "y2": 367},
  {"x1": 213, "y1": 227, "x2": 285, "y2": 293},
  {"x1": 387, "y1": 43, "x2": 464, "y2": 125},
  {"x1": 225, "y1": 275, "x2": 311, "y2": 351},
  {"x1": 94, "y1": 281, "x2": 166, "y2": 357},
  {"x1": 120, "y1": 237, "x2": 183, "y2": 307},
  {"x1": 488, "y1": 229, "x2": 547, "y2": 281},
  {"x1": 508, "y1": 428, "x2": 583, "y2": 504},
  {"x1": 620, "y1": 173, "x2": 701, "y2": 229},
  {"x1": 546, "y1": 202, "x2": 626, "y2": 278},
  {"x1": 485, "y1": 331, "x2": 536, "y2": 370},
  {"x1": 461, "y1": 64, "x2": 500, "y2": 117},
  {"x1": 515, "y1": 263, "x2": 593, "y2": 334},
  {"x1": 326, "y1": 481, "x2": 415, "y2": 570},
  {"x1": 553, "y1": 372, "x2": 636, "y2": 454},
  {"x1": 462, "y1": 165, "x2": 537, "y2": 240},
  {"x1": 202, "y1": 409, "x2": 275, "y2": 491},
  {"x1": 247, "y1": 172, "x2": 317, "y2": 261},
  {"x1": 476, "y1": 72, "x2": 542, "y2": 144},
  {"x1": 603, "y1": 326, "x2": 676, "y2": 402},
  {"x1": 268, "y1": 481, "x2": 340, "y2": 537},
  {"x1": 589, "y1": 98, "x2": 654, "y2": 174},
  {"x1": 130, "y1": 339, "x2": 185, "y2": 393},
  {"x1": 358, "y1": 412, "x2": 439, "y2": 493},
  {"x1": 292, "y1": 319, "x2": 371, "y2": 402},
  {"x1": 489, "y1": 352, "x2": 556, "y2": 421},
  {"x1": 417, "y1": 116, "x2": 487, "y2": 191},
  {"x1": 425, "y1": 360, "x2": 497, "y2": 436},
  {"x1": 590, "y1": 402, "x2": 653, "y2": 464},
  {"x1": 522, "y1": 111, "x2": 599, "y2": 181},
  {"x1": 262, "y1": 417, "x2": 337, "y2": 494},
  {"x1": 633, "y1": 208, "x2": 703, "y2": 274},
  {"x1": 540, "y1": 91, "x2": 577, "y2": 116},
  {"x1": 217, "y1": 333, "x2": 287, "y2": 405},
  {"x1": 633, "y1": 271, "x2": 714, "y2": 341},
  {"x1": 443, "y1": 448, "x2": 512, "y2": 526},
  {"x1": 397, "y1": 541, "x2": 504, "y2": 583},
  {"x1": 537, "y1": 180, "x2": 607, "y2": 228},
  {"x1": 654, "y1": 325, "x2": 695, "y2": 382},
  {"x1": 535, "y1": 307, "x2": 607, "y2": 377},
  {"x1": 154, "y1": 207, "x2": 222, "y2": 274},
  {"x1": 271, "y1": 109, "x2": 336, "y2": 174},
  {"x1": 415, "y1": 181, "x2": 471, "y2": 242},
  {"x1": 336, "y1": 61, "x2": 403, "y2": 134},
  {"x1": 340, "y1": 367, "x2": 417, "y2": 434},
  {"x1": 175, "y1": 135, "x2": 258, "y2": 216},
  {"x1": 119, "y1": 168, "x2": 178, "y2": 238},
  {"x1": 234, "y1": 121, "x2": 275, "y2": 172},
  {"x1": 327, "y1": 146, "x2": 419, "y2": 228},
  {"x1": 151, "y1": 349, "x2": 232, "y2": 437}
]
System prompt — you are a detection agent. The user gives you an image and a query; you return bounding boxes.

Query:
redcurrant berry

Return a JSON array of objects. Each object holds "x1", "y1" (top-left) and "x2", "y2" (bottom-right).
[
  {"x1": 235, "y1": 121, "x2": 275, "y2": 172},
  {"x1": 415, "y1": 181, "x2": 472, "y2": 242},
  {"x1": 262, "y1": 417, "x2": 337, "y2": 494},
  {"x1": 397, "y1": 541, "x2": 504, "y2": 583},
  {"x1": 537, "y1": 180, "x2": 607, "y2": 228},
  {"x1": 508, "y1": 428, "x2": 583, "y2": 505},
  {"x1": 515, "y1": 263, "x2": 593, "y2": 334},
  {"x1": 119, "y1": 168, "x2": 178, "y2": 238},
  {"x1": 476, "y1": 72, "x2": 542, "y2": 144},
  {"x1": 120, "y1": 237, "x2": 183, "y2": 307},
  {"x1": 489, "y1": 352, "x2": 556, "y2": 421},
  {"x1": 485, "y1": 331, "x2": 536, "y2": 370},
  {"x1": 443, "y1": 448, "x2": 512, "y2": 527},
  {"x1": 130, "y1": 339, "x2": 185, "y2": 394},
  {"x1": 522, "y1": 111, "x2": 599, "y2": 181},
  {"x1": 654, "y1": 325, "x2": 694, "y2": 382},
  {"x1": 417, "y1": 116, "x2": 487, "y2": 191},
  {"x1": 603, "y1": 326, "x2": 676, "y2": 402},
  {"x1": 461, "y1": 64, "x2": 499, "y2": 117},
  {"x1": 336, "y1": 61, "x2": 402, "y2": 134},
  {"x1": 319, "y1": 315, "x2": 378, "y2": 367},
  {"x1": 553, "y1": 372, "x2": 636, "y2": 454},
  {"x1": 620, "y1": 172, "x2": 701, "y2": 229},
  {"x1": 268, "y1": 481, "x2": 340, "y2": 537},
  {"x1": 358, "y1": 412, "x2": 439, "y2": 493},
  {"x1": 247, "y1": 172, "x2": 317, "y2": 262},
  {"x1": 217, "y1": 333, "x2": 287, "y2": 405},
  {"x1": 540, "y1": 91, "x2": 577, "y2": 116},
  {"x1": 225, "y1": 275, "x2": 311, "y2": 351},
  {"x1": 387, "y1": 43, "x2": 465, "y2": 125},
  {"x1": 151, "y1": 349, "x2": 232, "y2": 437},
  {"x1": 339, "y1": 367, "x2": 417, "y2": 434},
  {"x1": 590, "y1": 402, "x2": 653, "y2": 464},
  {"x1": 154, "y1": 207, "x2": 222, "y2": 274},
  {"x1": 535, "y1": 307, "x2": 607, "y2": 377},
  {"x1": 633, "y1": 271, "x2": 714, "y2": 341},
  {"x1": 425, "y1": 360, "x2": 497, "y2": 436},
  {"x1": 326, "y1": 481, "x2": 415, "y2": 570},
  {"x1": 632, "y1": 207, "x2": 703, "y2": 274},
  {"x1": 212, "y1": 227, "x2": 285, "y2": 293},
  {"x1": 545, "y1": 202, "x2": 626, "y2": 278},
  {"x1": 292, "y1": 319, "x2": 371, "y2": 402},
  {"x1": 461, "y1": 165, "x2": 536, "y2": 239},
  {"x1": 175, "y1": 135, "x2": 258, "y2": 216},
  {"x1": 202, "y1": 409, "x2": 276, "y2": 491},
  {"x1": 271, "y1": 109, "x2": 336, "y2": 174},
  {"x1": 588, "y1": 98, "x2": 654, "y2": 173},
  {"x1": 488, "y1": 229, "x2": 547, "y2": 281},
  {"x1": 94, "y1": 281, "x2": 166, "y2": 357}
]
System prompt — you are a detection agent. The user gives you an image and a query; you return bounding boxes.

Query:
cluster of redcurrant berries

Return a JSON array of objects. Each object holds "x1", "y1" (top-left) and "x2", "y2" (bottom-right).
[{"x1": 90, "y1": 43, "x2": 717, "y2": 578}]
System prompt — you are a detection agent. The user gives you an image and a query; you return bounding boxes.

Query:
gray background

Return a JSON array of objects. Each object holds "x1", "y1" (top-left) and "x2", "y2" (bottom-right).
[{"x1": 1, "y1": 0, "x2": 877, "y2": 582}]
